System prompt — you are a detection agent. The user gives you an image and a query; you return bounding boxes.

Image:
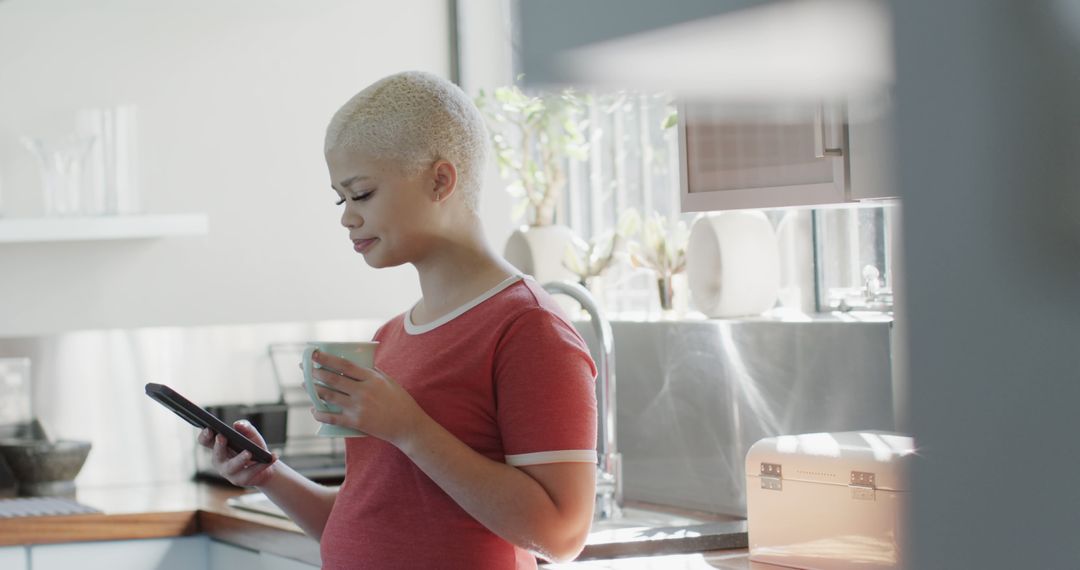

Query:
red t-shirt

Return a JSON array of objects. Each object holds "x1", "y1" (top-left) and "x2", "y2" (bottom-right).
[{"x1": 320, "y1": 276, "x2": 598, "y2": 569}]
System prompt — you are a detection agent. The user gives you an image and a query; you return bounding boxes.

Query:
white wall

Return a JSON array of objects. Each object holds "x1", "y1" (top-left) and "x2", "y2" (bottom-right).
[{"x1": 0, "y1": 0, "x2": 515, "y2": 337}]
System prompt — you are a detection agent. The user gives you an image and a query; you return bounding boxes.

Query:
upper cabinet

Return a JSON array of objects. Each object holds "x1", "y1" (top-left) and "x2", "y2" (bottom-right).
[{"x1": 679, "y1": 97, "x2": 895, "y2": 212}]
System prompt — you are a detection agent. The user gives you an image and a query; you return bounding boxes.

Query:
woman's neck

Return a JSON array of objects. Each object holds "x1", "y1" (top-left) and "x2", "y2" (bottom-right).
[{"x1": 410, "y1": 230, "x2": 519, "y2": 326}]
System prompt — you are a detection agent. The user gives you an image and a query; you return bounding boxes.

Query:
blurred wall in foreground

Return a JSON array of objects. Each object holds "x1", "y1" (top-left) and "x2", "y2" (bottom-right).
[{"x1": 895, "y1": 0, "x2": 1080, "y2": 567}]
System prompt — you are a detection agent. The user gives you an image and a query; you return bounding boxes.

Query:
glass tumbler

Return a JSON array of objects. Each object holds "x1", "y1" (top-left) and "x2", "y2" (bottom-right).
[
  {"x1": 0, "y1": 357, "x2": 32, "y2": 427},
  {"x1": 21, "y1": 135, "x2": 96, "y2": 217}
]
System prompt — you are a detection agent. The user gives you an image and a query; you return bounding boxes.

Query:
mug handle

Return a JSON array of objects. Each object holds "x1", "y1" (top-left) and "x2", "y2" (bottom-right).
[{"x1": 302, "y1": 346, "x2": 331, "y2": 412}]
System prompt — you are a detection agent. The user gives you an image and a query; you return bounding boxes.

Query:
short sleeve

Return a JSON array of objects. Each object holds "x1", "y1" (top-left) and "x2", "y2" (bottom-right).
[{"x1": 494, "y1": 307, "x2": 598, "y2": 466}]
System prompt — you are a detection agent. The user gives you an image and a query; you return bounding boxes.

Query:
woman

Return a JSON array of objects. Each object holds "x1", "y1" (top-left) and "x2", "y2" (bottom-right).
[{"x1": 199, "y1": 71, "x2": 598, "y2": 569}]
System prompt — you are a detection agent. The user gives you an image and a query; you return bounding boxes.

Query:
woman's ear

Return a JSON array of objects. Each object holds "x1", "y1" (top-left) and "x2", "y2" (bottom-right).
[{"x1": 431, "y1": 160, "x2": 458, "y2": 202}]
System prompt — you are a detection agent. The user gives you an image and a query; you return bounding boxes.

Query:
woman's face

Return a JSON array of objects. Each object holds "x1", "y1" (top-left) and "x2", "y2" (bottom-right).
[{"x1": 325, "y1": 146, "x2": 438, "y2": 269}]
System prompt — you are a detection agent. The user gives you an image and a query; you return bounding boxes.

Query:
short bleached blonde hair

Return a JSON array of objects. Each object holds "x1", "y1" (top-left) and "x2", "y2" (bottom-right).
[{"x1": 324, "y1": 71, "x2": 489, "y2": 212}]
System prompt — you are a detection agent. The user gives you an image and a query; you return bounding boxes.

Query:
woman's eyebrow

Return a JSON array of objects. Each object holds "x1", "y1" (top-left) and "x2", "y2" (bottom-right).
[{"x1": 332, "y1": 175, "x2": 370, "y2": 192}]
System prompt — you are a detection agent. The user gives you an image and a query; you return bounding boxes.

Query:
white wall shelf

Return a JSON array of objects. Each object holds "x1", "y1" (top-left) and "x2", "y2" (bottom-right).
[{"x1": 0, "y1": 214, "x2": 209, "y2": 244}]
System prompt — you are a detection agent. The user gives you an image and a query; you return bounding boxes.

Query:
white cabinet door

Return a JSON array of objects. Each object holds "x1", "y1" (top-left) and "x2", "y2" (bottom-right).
[
  {"x1": 679, "y1": 102, "x2": 849, "y2": 212},
  {"x1": 0, "y1": 545, "x2": 28, "y2": 570},
  {"x1": 847, "y1": 96, "x2": 896, "y2": 200},
  {"x1": 31, "y1": 536, "x2": 208, "y2": 570},
  {"x1": 679, "y1": 100, "x2": 896, "y2": 212},
  {"x1": 261, "y1": 551, "x2": 320, "y2": 570},
  {"x1": 209, "y1": 539, "x2": 261, "y2": 569}
]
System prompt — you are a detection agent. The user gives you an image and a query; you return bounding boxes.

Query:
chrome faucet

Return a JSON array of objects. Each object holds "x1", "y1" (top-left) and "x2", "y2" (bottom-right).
[{"x1": 542, "y1": 281, "x2": 622, "y2": 520}]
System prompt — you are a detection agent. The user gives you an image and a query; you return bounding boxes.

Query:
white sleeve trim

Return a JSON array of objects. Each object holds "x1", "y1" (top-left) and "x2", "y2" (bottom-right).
[{"x1": 504, "y1": 450, "x2": 597, "y2": 466}]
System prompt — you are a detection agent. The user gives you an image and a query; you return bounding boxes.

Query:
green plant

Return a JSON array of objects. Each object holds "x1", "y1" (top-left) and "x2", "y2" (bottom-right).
[{"x1": 476, "y1": 84, "x2": 587, "y2": 226}]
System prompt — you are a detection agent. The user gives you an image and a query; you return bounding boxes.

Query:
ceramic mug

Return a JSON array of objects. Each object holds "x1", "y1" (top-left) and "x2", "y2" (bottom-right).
[{"x1": 302, "y1": 341, "x2": 378, "y2": 437}]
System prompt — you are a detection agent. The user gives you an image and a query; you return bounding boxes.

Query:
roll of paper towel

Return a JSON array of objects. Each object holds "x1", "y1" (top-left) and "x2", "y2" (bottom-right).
[{"x1": 686, "y1": 211, "x2": 780, "y2": 317}]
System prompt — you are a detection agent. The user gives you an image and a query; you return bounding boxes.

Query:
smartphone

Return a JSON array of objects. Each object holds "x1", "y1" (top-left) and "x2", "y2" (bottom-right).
[{"x1": 144, "y1": 382, "x2": 274, "y2": 464}]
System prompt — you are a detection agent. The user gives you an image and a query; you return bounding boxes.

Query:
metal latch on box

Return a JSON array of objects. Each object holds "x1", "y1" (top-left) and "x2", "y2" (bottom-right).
[
  {"x1": 760, "y1": 463, "x2": 782, "y2": 491},
  {"x1": 760, "y1": 464, "x2": 878, "y2": 500},
  {"x1": 849, "y1": 470, "x2": 876, "y2": 500}
]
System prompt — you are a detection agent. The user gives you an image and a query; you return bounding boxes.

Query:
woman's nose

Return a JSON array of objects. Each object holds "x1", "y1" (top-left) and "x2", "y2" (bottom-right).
[{"x1": 341, "y1": 208, "x2": 362, "y2": 229}]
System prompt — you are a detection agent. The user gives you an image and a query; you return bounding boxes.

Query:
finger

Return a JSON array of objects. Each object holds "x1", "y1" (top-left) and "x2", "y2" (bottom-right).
[
  {"x1": 234, "y1": 450, "x2": 278, "y2": 476},
  {"x1": 313, "y1": 368, "x2": 359, "y2": 393},
  {"x1": 223, "y1": 449, "x2": 253, "y2": 473},
  {"x1": 314, "y1": 383, "x2": 349, "y2": 406},
  {"x1": 212, "y1": 434, "x2": 234, "y2": 466},
  {"x1": 313, "y1": 351, "x2": 373, "y2": 379},
  {"x1": 311, "y1": 349, "x2": 346, "y2": 369},
  {"x1": 198, "y1": 428, "x2": 214, "y2": 448},
  {"x1": 244, "y1": 450, "x2": 278, "y2": 469},
  {"x1": 232, "y1": 420, "x2": 268, "y2": 448},
  {"x1": 312, "y1": 408, "x2": 338, "y2": 425},
  {"x1": 236, "y1": 452, "x2": 278, "y2": 482}
]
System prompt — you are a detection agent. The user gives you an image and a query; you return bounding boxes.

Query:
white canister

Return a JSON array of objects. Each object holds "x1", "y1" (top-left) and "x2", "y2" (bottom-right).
[{"x1": 686, "y1": 211, "x2": 780, "y2": 318}]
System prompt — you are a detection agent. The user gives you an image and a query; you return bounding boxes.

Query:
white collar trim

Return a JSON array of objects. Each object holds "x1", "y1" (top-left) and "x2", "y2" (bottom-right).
[{"x1": 404, "y1": 274, "x2": 526, "y2": 335}]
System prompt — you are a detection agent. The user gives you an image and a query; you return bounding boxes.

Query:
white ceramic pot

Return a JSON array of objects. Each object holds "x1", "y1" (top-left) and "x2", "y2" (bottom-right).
[
  {"x1": 503, "y1": 225, "x2": 577, "y2": 285},
  {"x1": 686, "y1": 211, "x2": 780, "y2": 318}
]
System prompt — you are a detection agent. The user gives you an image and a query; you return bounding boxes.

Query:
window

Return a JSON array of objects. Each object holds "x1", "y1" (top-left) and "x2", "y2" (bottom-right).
[
  {"x1": 516, "y1": 88, "x2": 897, "y2": 318},
  {"x1": 812, "y1": 204, "x2": 897, "y2": 313},
  {"x1": 554, "y1": 91, "x2": 699, "y2": 316}
]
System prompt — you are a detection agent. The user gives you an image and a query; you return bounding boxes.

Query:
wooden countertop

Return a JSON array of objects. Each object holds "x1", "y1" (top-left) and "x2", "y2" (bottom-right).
[
  {"x1": 0, "y1": 482, "x2": 746, "y2": 568},
  {"x1": 0, "y1": 481, "x2": 321, "y2": 565}
]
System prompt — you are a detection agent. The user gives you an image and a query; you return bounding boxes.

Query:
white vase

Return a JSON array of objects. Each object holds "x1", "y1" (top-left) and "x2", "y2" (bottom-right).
[
  {"x1": 776, "y1": 210, "x2": 816, "y2": 313},
  {"x1": 686, "y1": 211, "x2": 780, "y2": 318},
  {"x1": 503, "y1": 225, "x2": 577, "y2": 285}
]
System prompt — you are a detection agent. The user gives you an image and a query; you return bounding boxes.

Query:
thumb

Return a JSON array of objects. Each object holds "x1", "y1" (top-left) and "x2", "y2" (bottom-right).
[{"x1": 233, "y1": 420, "x2": 268, "y2": 448}]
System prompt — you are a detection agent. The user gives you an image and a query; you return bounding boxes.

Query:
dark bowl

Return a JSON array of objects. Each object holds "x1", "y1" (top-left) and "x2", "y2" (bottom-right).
[{"x1": 0, "y1": 439, "x2": 91, "y2": 496}]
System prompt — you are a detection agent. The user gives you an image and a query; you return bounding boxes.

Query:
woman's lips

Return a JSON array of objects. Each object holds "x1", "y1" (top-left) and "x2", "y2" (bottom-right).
[{"x1": 353, "y1": 238, "x2": 378, "y2": 253}]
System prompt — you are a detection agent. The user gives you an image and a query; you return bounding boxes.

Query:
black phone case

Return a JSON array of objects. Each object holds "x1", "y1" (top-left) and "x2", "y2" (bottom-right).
[{"x1": 144, "y1": 382, "x2": 274, "y2": 464}]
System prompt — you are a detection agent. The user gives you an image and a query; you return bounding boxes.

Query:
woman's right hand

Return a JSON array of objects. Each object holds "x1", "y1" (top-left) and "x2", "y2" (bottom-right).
[{"x1": 196, "y1": 421, "x2": 277, "y2": 487}]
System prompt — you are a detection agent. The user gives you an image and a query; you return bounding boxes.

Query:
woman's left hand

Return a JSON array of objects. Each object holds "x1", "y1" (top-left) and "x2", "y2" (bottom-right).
[{"x1": 309, "y1": 350, "x2": 425, "y2": 447}]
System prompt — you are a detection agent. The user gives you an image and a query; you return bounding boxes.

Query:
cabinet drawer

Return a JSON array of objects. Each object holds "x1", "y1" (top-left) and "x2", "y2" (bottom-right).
[{"x1": 31, "y1": 536, "x2": 207, "y2": 570}]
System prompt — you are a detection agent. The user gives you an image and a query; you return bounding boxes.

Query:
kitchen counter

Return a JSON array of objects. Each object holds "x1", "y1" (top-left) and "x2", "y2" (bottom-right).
[
  {"x1": 542, "y1": 549, "x2": 778, "y2": 569},
  {"x1": 0, "y1": 482, "x2": 746, "y2": 566},
  {"x1": 0, "y1": 482, "x2": 319, "y2": 564}
]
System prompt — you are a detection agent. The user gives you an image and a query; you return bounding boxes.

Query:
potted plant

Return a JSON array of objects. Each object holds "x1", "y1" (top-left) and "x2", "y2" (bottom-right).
[
  {"x1": 628, "y1": 211, "x2": 690, "y2": 312},
  {"x1": 476, "y1": 84, "x2": 588, "y2": 284},
  {"x1": 562, "y1": 209, "x2": 640, "y2": 291}
]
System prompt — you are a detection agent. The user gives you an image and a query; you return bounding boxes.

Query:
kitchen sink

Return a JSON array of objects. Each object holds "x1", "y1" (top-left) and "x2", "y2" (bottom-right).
[
  {"x1": 228, "y1": 492, "x2": 748, "y2": 560},
  {"x1": 591, "y1": 506, "x2": 720, "y2": 531}
]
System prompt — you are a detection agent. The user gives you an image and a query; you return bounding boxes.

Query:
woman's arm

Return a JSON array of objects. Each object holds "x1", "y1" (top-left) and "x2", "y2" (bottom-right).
[
  {"x1": 399, "y1": 416, "x2": 596, "y2": 562},
  {"x1": 255, "y1": 461, "x2": 339, "y2": 541},
  {"x1": 200, "y1": 425, "x2": 339, "y2": 540},
  {"x1": 310, "y1": 352, "x2": 596, "y2": 562},
  {"x1": 317, "y1": 404, "x2": 595, "y2": 561}
]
